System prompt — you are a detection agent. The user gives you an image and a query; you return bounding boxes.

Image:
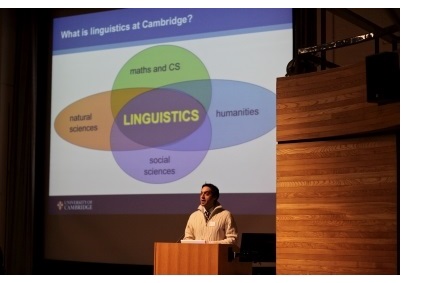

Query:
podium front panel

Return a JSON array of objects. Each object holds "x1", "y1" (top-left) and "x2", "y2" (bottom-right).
[{"x1": 154, "y1": 242, "x2": 251, "y2": 275}]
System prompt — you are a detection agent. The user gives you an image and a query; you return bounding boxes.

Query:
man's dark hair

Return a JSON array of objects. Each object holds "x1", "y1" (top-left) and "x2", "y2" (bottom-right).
[{"x1": 202, "y1": 183, "x2": 219, "y2": 201}]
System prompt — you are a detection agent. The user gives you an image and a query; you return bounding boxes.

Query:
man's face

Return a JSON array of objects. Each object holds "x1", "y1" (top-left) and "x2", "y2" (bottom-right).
[{"x1": 200, "y1": 186, "x2": 215, "y2": 209}]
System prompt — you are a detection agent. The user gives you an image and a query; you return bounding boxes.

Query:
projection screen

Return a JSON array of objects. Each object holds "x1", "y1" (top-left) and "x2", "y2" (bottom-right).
[{"x1": 47, "y1": 8, "x2": 293, "y2": 265}]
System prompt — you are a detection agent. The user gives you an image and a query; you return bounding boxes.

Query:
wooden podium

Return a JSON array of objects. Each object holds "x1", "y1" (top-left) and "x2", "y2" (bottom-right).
[{"x1": 154, "y1": 242, "x2": 252, "y2": 275}]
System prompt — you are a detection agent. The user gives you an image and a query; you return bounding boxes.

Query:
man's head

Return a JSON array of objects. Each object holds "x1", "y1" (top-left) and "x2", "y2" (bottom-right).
[{"x1": 200, "y1": 183, "x2": 219, "y2": 209}]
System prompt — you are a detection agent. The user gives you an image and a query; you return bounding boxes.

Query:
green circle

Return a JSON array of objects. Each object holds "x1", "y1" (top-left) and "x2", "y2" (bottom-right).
[
  {"x1": 113, "y1": 45, "x2": 210, "y2": 89},
  {"x1": 111, "y1": 45, "x2": 212, "y2": 117}
]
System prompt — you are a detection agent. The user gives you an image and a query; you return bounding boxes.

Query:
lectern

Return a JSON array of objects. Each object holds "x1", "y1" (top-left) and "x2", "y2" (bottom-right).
[{"x1": 154, "y1": 242, "x2": 252, "y2": 275}]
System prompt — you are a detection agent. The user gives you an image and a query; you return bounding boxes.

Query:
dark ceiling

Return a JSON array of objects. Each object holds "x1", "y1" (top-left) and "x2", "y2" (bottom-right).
[
  {"x1": 287, "y1": 8, "x2": 400, "y2": 76},
  {"x1": 330, "y1": 8, "x2": 400, "y2": 46}
]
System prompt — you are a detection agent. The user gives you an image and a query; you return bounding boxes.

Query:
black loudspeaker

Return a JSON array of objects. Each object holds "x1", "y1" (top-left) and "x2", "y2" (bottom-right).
[{"x1": 366, "y1": 52, "x2": 400, "y2": 103}]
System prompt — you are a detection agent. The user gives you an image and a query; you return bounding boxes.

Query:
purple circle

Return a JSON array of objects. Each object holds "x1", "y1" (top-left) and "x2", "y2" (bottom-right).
[
  {"x1": 111, "y1": 114, "x2": 211, "y2": 183},
  {"x1": 110, "y1": 88, "x2": 212, "y2": 183},
  {"x1": 114, "y1": 88, "x2": 206, "y2": 148}
]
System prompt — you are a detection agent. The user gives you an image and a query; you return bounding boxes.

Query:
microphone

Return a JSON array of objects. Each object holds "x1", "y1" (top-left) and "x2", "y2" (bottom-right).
[{"x1": 176, "y1": 234, "x2": 185, "y2": 243}]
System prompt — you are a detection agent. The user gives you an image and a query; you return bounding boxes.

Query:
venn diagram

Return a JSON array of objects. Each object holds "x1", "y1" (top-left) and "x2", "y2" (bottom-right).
[{"x1": 54, "y1": 45, "x2": 275, "y2": 184}]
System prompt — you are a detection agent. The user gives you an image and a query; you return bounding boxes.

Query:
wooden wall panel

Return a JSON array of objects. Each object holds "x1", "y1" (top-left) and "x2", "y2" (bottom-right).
[
  {"x1": 276, "y1": 62, "x2": 399, "y2": 275},
  {"x1": 276, "y1": 62, "x2": 399, "y2": 142},
  {"x1": 276, "y1": 135, "x2": 398, "y2": 274}
]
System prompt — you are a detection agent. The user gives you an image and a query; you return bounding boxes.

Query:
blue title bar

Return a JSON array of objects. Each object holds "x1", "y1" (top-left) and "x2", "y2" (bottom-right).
[{"x1": 53, "y1": 8, "x2": 293, "y2": 53}]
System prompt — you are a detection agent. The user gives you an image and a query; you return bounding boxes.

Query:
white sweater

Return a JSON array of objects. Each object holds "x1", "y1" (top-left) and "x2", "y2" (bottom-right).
[{"x1": 184, "y1": 203, "x2": 238, "y2": 246}]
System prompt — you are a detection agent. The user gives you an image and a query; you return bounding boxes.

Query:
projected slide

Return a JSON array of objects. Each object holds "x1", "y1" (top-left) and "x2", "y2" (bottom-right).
[
  {"x1": 49, "y1": 8, "x2": 293, "y2": 214},
  {"x1": 55, "y1": 45, "x2": 275, "y2": 184}
]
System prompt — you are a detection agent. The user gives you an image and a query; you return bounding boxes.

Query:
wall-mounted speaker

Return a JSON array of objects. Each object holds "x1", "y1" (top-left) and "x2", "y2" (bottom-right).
[{"x1": 366, "y1": 52, "x2": 400, "y2": 104}]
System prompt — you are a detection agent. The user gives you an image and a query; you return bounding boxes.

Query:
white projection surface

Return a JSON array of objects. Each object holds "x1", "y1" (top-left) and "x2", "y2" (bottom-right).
[{"x1": 49, "y1": 8, "x2": 293, "y2": 215}]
